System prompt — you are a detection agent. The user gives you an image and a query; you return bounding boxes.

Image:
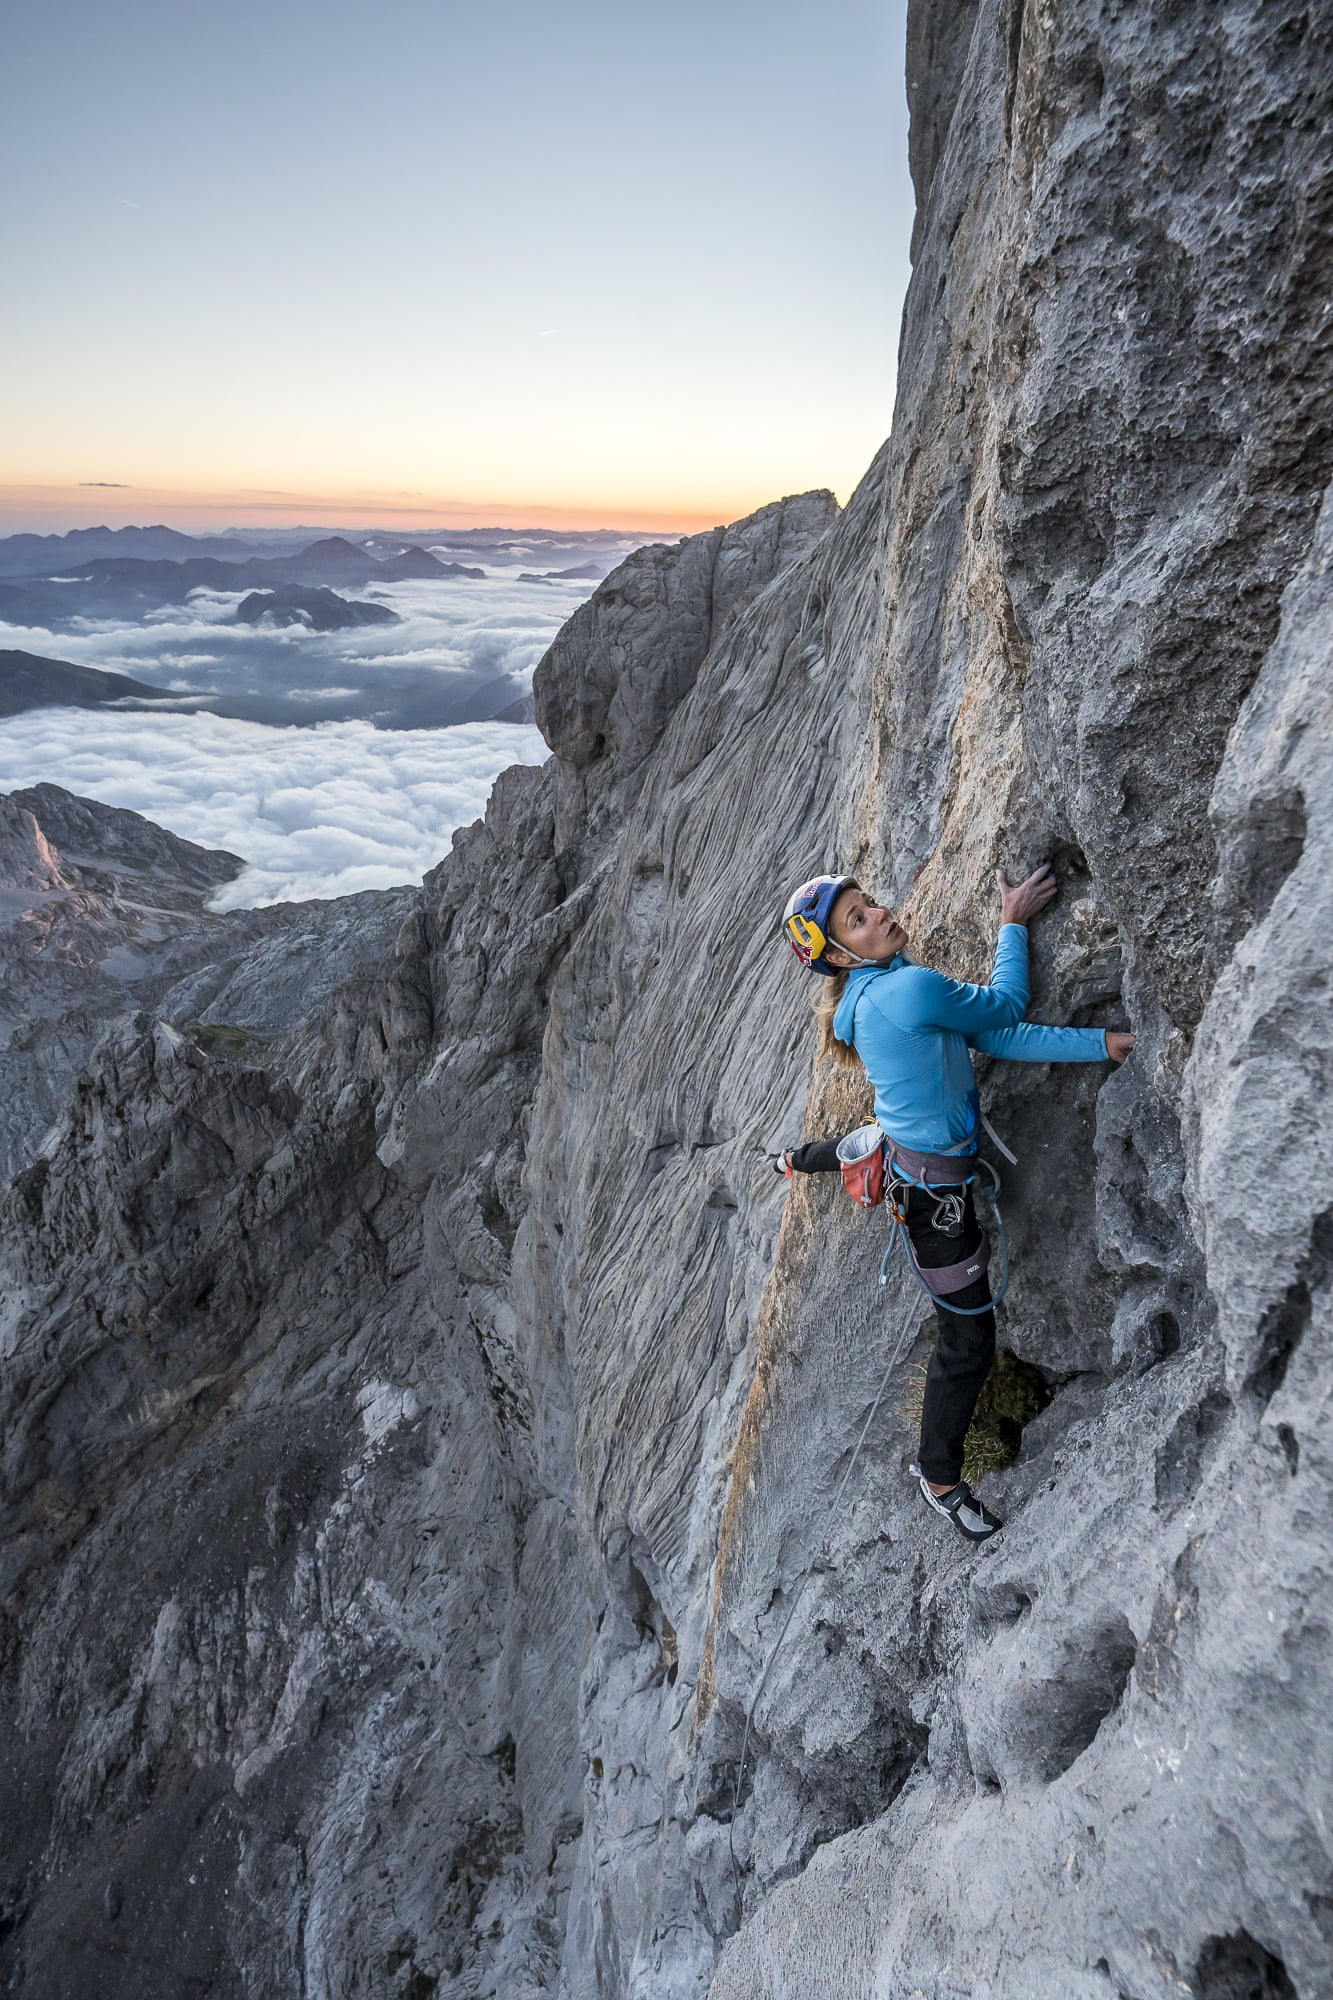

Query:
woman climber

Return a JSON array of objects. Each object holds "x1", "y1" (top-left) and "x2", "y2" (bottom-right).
[{"x1": 776, "y1": 864, "x2": 1134, "y2": 1543}]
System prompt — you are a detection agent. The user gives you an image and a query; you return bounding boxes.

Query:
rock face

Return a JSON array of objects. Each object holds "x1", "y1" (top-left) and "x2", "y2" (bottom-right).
[
  {"x1": 1, "y1": 6, "x2": 1332, "y2": 2000},
  {"x1": 0, "y1": 783, "x2": 414, "y2": 1180}
]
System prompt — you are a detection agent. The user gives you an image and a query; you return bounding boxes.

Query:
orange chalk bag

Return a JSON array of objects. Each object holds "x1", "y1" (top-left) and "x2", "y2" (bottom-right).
[{"x1": 835, "y1": 1122, "x2": 886, "y2": 1208}]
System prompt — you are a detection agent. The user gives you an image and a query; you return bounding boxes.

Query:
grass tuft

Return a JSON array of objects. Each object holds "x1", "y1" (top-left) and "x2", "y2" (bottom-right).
[
  {"x1": 185, "y1": 1021, "x2": 264, "y2": 1056},
  {"x1": 897, "y1": 1345, "x2": 1051, "y2": 1485}
]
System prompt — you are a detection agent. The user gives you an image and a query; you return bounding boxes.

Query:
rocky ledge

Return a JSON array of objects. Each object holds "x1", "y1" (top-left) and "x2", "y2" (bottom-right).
[{"x1": 0, "y1": 783, "x2": 413, "y2": 1181}]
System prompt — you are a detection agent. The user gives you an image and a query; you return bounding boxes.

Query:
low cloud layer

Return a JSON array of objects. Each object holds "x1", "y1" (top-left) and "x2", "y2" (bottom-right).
[
  {"x1": 0, "y1": 708, "x2": 549, "y2": 908},
  {"x1": 0, "y1": 565, "x2": 630, "y2": 729}
]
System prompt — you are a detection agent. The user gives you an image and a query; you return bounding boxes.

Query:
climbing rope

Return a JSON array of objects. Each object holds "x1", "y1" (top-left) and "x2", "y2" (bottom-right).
[
  {"x1": 725, "y1": 1139, "x2": 1011, "y2": 1917},
  {"x1": 726, "y1": 1299, "x2": 920, "y2": 1920}
]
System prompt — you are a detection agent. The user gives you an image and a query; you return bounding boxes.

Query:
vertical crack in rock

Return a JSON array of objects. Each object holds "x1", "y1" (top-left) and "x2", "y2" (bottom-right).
[{"x1": 1246, "y1": 1207, "x2": 1333, "y2": 1406}]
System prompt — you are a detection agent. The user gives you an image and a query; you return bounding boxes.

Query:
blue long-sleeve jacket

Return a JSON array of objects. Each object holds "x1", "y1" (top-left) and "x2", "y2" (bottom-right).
[{"x1": 831, "y1": 923, "x2": 1108, "y2": 1159}]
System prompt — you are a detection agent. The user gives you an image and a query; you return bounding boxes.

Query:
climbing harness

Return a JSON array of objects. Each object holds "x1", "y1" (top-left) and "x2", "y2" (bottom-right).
[
  {"x1": 838, "y1": 1115, "x2": 1013, "y2": 1314},
  {"x1": 876, "y1": 1109, "x2": 1013, "y2": 1317},
  {"x1": 880, "y1": 1149, "x2": 1011, "y2": 1318},
  {"x1": 726, "y1": 1119, "x2": 1016, "y2": 1917}
]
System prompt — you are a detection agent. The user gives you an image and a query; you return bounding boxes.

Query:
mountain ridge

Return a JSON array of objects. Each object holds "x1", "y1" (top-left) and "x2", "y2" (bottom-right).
[
  {"x1": 0, "y1": 647, "x2": 184, "y2": 716},
  {"x1": 0, "y1": 781, "x2": 414, "y2": 1182},
  {"x1": 233, "y1": 584, "x2": 400, "y2": 631}
]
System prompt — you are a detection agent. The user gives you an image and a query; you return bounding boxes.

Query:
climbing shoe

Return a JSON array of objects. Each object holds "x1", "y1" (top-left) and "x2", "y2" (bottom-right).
[{"x1": 909, "y1": 1464, "x2": 1002, "y2": 1542}]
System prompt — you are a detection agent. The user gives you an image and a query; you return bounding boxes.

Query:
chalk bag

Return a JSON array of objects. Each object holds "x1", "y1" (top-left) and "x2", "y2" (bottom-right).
[{"x1": 836, "y1": 1121, "x2": 885, "y2": 1209}]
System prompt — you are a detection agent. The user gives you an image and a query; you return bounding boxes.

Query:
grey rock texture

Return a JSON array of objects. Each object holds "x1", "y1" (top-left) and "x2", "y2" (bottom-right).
[
  {"x1": 0, "y1": 783, "x2": 414, "y2": 1180},
  {"x1": 1, "y1": 4, "x2": 1332, "y2": 1999}
]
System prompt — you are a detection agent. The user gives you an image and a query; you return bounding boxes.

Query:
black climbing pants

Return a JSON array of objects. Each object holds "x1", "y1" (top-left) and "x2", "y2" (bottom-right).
[
  {"x1": 903, "y1": 1182, "x2": 996, "y2": 1487},
  {"x1": 786, "y1": 1139, "x2": 997, "y2": 1486}
]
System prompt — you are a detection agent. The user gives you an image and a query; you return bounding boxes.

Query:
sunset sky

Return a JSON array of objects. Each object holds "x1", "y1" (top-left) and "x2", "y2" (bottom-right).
[{"x1": 1, "y1": 0, "x2": 912, "y2": 533}]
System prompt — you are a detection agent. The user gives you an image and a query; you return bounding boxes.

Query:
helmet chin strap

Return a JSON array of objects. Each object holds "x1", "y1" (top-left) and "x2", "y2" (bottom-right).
[{"x1": 825, "y1": 941, "x2": 888, "y2": 969}]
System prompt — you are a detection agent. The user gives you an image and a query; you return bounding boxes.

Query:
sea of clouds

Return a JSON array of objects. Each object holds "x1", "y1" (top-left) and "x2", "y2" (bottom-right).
[
  {"x1": 0, "y1": 548, "x2": 647, "y2": 906},
  {"x1": 0, "y1": 707, "x2": 549, "y2": 908},
  {"x1": 0, "y1": 567, "x2": 607, "y2": 728}
]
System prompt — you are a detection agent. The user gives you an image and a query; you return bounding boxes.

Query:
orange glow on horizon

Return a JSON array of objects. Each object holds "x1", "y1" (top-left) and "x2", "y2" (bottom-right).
[{"x1": 0, "y1": 482, "x2": 772, "y2": 538}]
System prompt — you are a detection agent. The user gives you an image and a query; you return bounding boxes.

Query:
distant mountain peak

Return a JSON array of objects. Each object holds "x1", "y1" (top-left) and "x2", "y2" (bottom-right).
[
  {"x1": 234, "y1": 585, "x2": 399, "y2": 632},
  {"x1": 294, "y1": 535, "x2": 367, "y2": 559}
]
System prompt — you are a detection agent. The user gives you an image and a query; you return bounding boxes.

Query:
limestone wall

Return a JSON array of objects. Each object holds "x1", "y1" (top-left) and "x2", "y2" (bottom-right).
[{"x1": 1, "y1": 4, "x2": 1330, "y2": 1997}]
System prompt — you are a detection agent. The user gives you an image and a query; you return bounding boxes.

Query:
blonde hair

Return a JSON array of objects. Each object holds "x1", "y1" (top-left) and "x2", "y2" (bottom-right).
[{"x1": 811, "y1": 968, "x2": 863, "y2": 1072}]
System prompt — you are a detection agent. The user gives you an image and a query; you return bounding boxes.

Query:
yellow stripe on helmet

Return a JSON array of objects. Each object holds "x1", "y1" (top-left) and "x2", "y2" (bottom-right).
[{"x1": 786, "y1": 912, "x2": 828, "y2": 958}]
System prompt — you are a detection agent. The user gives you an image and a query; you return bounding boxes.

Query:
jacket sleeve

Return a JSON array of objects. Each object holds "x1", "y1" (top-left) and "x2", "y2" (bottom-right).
[
  {"x1": 787, "y1": 1136, "x2": 843, "y2": 1174},
  {"x1": 895, "y1": 923, "x2": 1031, "y2": 1034},
  {"x1": 969, "y1": 1021, "x2": 1109, "y2": 1062}
]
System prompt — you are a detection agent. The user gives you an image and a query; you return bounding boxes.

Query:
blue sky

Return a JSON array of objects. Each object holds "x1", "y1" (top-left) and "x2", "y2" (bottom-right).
[{"x1": 1, "y1": 0, "x2": 914, "y2": 529}]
